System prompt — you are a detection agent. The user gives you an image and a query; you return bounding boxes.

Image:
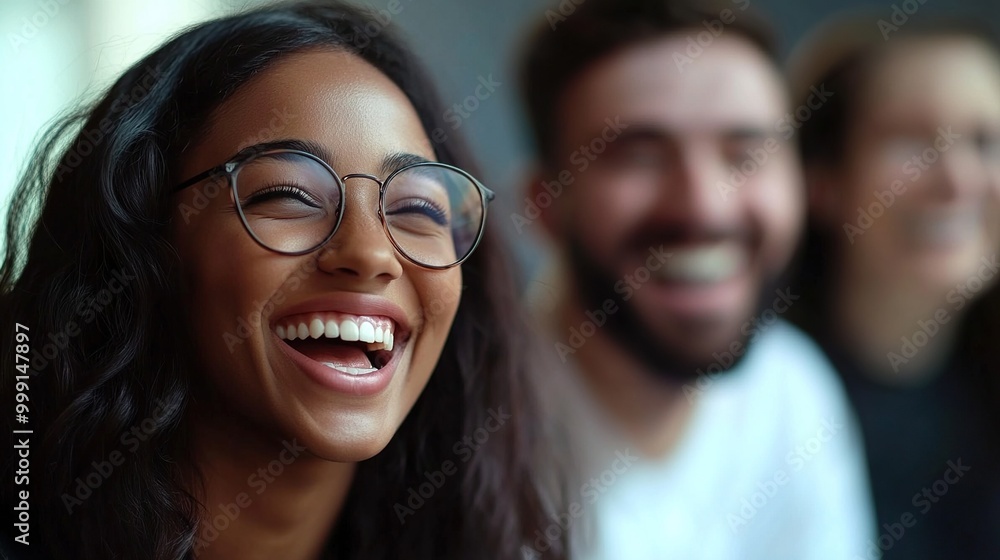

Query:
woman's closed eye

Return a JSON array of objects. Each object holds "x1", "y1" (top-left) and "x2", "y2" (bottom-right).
[
  {"x1": 243, "y1": 183, "x2": 325, "y2": 209},
  {"x1": 386, "y1": 198, "x2": 450, "y2": 227}
]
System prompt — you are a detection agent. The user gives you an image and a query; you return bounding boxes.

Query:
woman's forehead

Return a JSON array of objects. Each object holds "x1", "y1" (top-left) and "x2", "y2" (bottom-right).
[{"x1": 197, "y1": 49, "x2": 436, "y2": 170}]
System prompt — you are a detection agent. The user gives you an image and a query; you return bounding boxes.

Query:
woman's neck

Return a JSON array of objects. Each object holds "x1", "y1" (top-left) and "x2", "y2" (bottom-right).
[
  {"x1": 187, "y1": 405, "x2": 356, "y2": 560},
  {"x1": 833, "y1": 263, "x2": 961, "y2": 385}
]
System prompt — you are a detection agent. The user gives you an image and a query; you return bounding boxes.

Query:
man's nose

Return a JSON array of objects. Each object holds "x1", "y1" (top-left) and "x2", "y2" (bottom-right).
[{"x1": 649, "y1": 146, "x2": 740, "y2": 230}]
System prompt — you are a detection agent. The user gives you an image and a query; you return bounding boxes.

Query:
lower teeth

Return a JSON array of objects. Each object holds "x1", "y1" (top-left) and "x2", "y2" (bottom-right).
[{"x1": 321, "y1": 363, "x2": 378, "y2": 376}]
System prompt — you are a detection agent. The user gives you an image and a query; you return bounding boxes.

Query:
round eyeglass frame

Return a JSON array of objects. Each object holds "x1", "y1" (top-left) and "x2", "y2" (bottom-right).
[{"x1": 172, "y1": 148, "x2": 496, "y2": 270}]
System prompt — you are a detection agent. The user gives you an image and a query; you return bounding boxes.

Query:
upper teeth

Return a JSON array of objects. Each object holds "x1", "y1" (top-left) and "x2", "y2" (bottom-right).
[
  {"x1": 275, "y1": 314, "x2": 395, "y2": 351},
  {"x1": 655, "y1": 243, "x2": 744, "y2": 283}
]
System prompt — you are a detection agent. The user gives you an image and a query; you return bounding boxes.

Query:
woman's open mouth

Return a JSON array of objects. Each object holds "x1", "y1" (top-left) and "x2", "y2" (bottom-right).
[{"x1": 272, "y1": 311, "x2": 410, "y2": 395}]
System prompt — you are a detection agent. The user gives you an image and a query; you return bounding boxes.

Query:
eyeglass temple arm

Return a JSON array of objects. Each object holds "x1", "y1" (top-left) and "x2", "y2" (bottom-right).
[{"x1": 172, "y1": 165, "x2": 228, "y2": 193}]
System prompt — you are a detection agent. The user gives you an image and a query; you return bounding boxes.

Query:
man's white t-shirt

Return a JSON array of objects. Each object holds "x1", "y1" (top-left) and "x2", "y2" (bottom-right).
[{"x1": 550, "y1": 320, "x2": 877, "y2": 560}]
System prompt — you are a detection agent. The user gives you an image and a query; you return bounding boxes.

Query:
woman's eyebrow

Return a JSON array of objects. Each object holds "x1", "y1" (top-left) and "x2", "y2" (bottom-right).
[
  {"x1": 231, "y1": 143, "x2": 432, "y2": 176},
  {"x1": 380, "y1": 152, "x2": 432, "y2": 176},
  {"x1": 233, "y1": 139, "x2": 333, "y2": 162}
]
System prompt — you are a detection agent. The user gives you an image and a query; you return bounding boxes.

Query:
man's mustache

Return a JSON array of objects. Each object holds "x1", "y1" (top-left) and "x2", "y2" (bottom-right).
[{"x1": 621, "y1": 226, "x2": 755, "y2": 254}]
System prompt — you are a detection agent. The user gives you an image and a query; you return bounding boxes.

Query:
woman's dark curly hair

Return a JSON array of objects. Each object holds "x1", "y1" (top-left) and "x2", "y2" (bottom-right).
[{"x1": 0, "y1": 2, "x2": 567, "y2": 558}]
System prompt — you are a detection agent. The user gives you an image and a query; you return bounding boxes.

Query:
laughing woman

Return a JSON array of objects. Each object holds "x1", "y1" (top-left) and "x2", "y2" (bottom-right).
[{"x1": 0, "y1": 2, "x2": 567, "y2": 559}]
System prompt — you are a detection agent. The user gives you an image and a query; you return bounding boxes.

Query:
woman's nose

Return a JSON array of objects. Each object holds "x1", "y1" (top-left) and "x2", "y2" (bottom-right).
[{"x1": 315, "y1": 176, "x2": 403, "y2": 282}]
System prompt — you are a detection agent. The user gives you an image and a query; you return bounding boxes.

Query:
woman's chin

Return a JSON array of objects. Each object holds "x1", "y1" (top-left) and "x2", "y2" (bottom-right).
[
  {"x1": 310, "y1": 443, "x2": 388, "y2": 464},
  {"x1": 289, "y1": 416, "x2": 401, "y2": 463}
]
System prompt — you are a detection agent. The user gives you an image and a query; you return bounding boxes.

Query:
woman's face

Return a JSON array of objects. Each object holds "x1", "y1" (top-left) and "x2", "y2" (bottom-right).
[
  {"x1": 170, "y1": 50, "x2": 462, "y2": 461},
  {"x1": 821, "y1": 38, "x2": 1000, "y2": 296}
]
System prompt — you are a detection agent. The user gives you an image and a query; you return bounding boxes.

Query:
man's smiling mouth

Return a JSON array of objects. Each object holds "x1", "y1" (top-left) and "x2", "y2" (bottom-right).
[{"x1": 274, "y1": 312, "x2": 400, "y2": 375}]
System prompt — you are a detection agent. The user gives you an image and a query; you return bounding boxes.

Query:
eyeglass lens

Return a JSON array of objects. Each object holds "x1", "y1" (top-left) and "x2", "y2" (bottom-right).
[{"x1": 231, "y1": 152, "x2": 484, "y2": 267}]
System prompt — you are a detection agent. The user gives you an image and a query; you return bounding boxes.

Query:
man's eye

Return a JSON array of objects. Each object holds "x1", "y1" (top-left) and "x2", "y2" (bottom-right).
[{"x1": 609, "y1": 148, "x2": 664, "y2": 168}]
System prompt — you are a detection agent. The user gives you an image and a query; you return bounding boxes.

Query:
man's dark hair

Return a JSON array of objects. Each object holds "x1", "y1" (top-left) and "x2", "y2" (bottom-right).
[{"x1": 519, "y1": 0, "x2": 778, "y2": 166}]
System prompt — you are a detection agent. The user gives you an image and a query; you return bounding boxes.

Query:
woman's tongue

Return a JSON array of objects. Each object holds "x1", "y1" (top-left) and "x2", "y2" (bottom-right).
[{"x1": 292, "y1": 338, "x2": 375, "y2": 373}]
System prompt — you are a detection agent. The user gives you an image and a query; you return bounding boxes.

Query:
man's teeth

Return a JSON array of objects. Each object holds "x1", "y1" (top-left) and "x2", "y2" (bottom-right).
[
  {"x1": 321, "y1": 363, "x2": 378, "y2": 376},
  {"x1": 654, "y1": 244, "x2": 745, "y2": 283},
  {"x1": 275, "y1": 316, "x2": 395, "y2": 351}
]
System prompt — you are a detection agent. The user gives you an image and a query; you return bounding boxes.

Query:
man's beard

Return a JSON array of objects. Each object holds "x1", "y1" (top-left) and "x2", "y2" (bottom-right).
[{"x1": 564, "y1": 235, "x2": 773, "y2": 385}]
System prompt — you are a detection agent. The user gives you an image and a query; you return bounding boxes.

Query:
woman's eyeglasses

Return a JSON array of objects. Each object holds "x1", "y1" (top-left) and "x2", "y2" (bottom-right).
[{"x1": 173, "y1": 149, "x2": 495, "y2": 269}]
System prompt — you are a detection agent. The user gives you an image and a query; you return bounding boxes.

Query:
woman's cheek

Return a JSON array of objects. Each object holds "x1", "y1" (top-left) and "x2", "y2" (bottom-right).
[{"x1": 410, "y1": 271, "x2": 462, "y2": 370}]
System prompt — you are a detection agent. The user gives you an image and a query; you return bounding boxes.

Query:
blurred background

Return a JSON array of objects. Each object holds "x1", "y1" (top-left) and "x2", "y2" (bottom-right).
[{"x1": 2, "y1": 0, "x2": 999, "y2": 275}]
